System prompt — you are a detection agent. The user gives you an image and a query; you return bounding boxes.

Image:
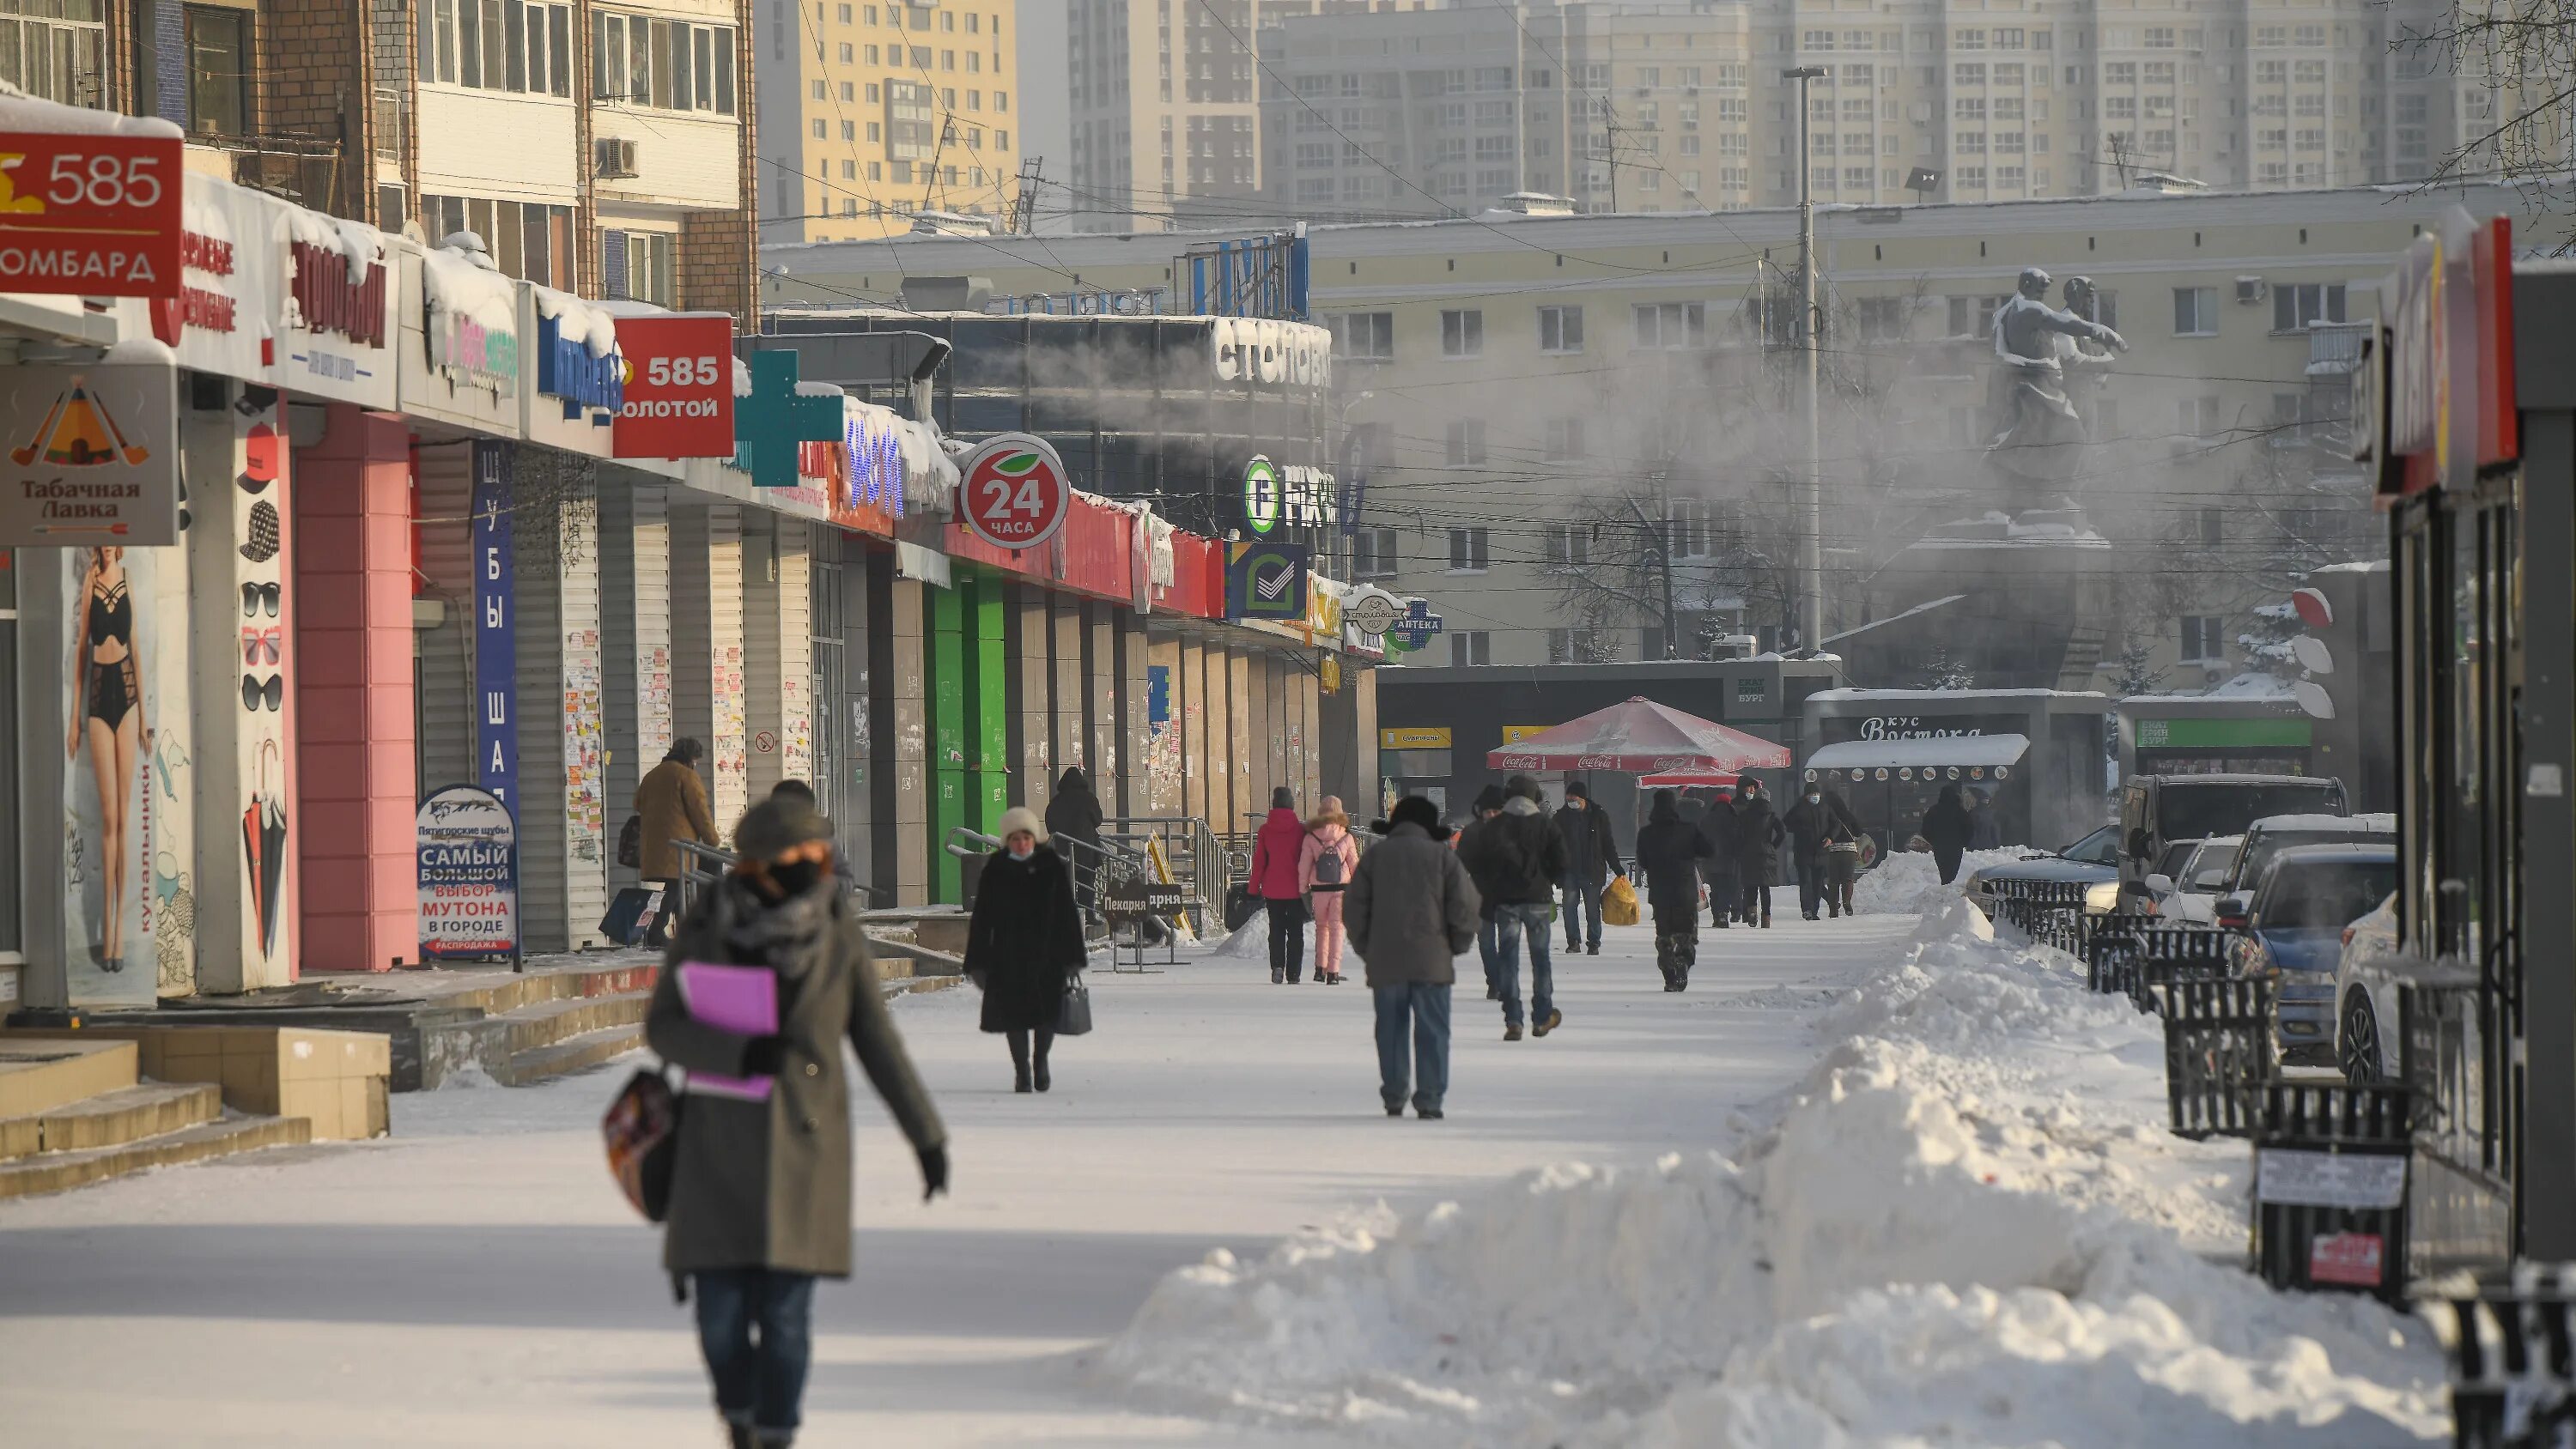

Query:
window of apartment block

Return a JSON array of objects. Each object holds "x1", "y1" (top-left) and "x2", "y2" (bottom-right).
[
  {"x1": 1448, "y1": 527, "x2": 1490, "y2": 573},
  {"x1": 1440, "y1": 308, "x2": 1483, "y2": 358},
  {"x1": 424, "y1": 0, "x2": 574, "y2": 95},
  {"x1": 1327, "y1": 311, "x2": 1393, "y2": 360},
  {"x1": 1543, "y1": 417, "x2": 1584, "y2": 460},
  {"x1": 591, "y1": 9, "x2": 736, "y2": 113},
  {"x1": 1667, "y1": 499, "x2": 1711, "y2": 558},
  {"x1": 1857, "y1": 295, "x2": 1910, "y2": 342},
  {"x1": 1449, "y1": 631, "x2": 1492, "y2": 666},
  {"x1": 1444, "y1": 420, "x2": 1486, "y2": 465},
  {"x1": 2179, "y1": 615, "x2": 2224, "y2": 663},
  {"x1": 184, "y1": 5, "x2": 251, "y2": 134},
  {"x1": 2173, "y1": 285, "x2": 2217, "y2": 336},
  {"x1": 2178, "y1": 395, "x2": 2222, "y2": 436},
  {"x1": 1632, "y1": 300, "x2": 1704, "y2": 350},
  {"x1": 1537, "y1": 305, "x2": 1583, "y2": 355},
  {"x1": 0, "y1": 0, "x2": 102, "y2": 104},
  {"x1": 602, "y1": 227, "x2": 674, "y2": 306},
  {"x1": 1352, "y1": 526, "x2": 1400, "y2": 579},
  {"x1": 2196, "y1": 506, "x2": 2224, "y2": 546},
  {"x1": 1946, "y1": 294, "x2": 2011, "y2": 336},
  {"x1": 422, "y1": 193, "x2": 575, "y2": 288},
  {"x1": 1543, "y1": 522, "x2": 1589, "y2": 567},
  {"x1": 1546, "y1": 628, "x2": 1596, "y2": 664},
  {"x1": 2272, "y1": 282, "x2": 2345, "y2": 332}
]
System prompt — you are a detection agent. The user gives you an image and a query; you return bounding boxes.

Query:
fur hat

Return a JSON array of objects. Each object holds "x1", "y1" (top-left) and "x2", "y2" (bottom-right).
[
  {"x1": 996, "y1": 806, "x2": 1047, "y2": 843},
  {"x1": 1505, "y1": 773, "x2": 1544, "y2": 803},
  {"x1": 1387, "y1": 795, "x2": 1450, "y2": 840}
]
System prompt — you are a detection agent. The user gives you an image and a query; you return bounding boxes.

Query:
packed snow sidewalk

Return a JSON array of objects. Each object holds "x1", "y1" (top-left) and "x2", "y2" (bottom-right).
[{"x1": 1094, "y1": 896, "x2": 2450, "y2": 1446}]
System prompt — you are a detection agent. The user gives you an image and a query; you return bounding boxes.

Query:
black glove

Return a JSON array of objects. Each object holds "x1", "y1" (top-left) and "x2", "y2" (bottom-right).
[
  {"x1": 918, "y1": 1143, "x2": 949, "y2": 1202},
  {"x1": 740, "y1": 1034, "x2": 790, "y2": 1076}
]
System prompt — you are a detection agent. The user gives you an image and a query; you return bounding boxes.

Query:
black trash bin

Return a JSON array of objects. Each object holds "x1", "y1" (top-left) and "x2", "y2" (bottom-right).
[{"x1": 2249, "y1": 1079, "x2": 2415, "y2": 1305}]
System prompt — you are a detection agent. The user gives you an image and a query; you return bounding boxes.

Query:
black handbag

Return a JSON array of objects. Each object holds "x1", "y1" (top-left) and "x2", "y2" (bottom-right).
[
  {"x1": 602, "y1": 1067, "x2": 682, "y2": 1222},
  {"x1": 1056, "y1": 971, "x2": 1094, "y2": 1036}
]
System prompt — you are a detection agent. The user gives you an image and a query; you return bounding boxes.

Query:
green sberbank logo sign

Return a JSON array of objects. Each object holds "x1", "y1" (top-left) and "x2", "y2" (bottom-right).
[{"x1": 1242, "y1": 455, "x2": 1281, "y2": 534}]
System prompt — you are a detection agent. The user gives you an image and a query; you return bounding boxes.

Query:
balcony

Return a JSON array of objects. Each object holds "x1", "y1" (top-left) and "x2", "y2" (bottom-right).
[
  {"x1": 2306, "y1": 319, "x2": 2370, "y2": 376},
  {"x1": 191, "y1": 131, "x2": 347, "y2": 215}
]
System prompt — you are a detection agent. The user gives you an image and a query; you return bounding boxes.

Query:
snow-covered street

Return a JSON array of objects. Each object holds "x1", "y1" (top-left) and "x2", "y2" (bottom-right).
[{"x1": 0, "y1": 913, "x2": 1895, "y2": 1446}]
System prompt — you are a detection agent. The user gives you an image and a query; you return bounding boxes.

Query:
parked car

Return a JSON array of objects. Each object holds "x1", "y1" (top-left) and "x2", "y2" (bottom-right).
[
  {"x1": 2332, "y1": 892, "x2": 2402, "y2": 1082},
  {"x1": 2148, "y1": 834, "x2": 2243, "y2": 924},
  {"x1": 2217, "y1": 844, "x2": 2400, "y2": 1067},
  {"x1": 2215, "y1": 812, "x2": 2397, "y2": 901},
  {"x1": 2117, "y1": 773, "x2": 2348, "y2": 892},
  {"x1": 1964, "y1": 823, "x2": 2122, "y2": 919}
]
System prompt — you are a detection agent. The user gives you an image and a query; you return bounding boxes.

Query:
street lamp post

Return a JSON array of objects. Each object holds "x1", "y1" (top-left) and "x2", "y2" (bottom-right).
[{"x1": 1783, "y1": 64, "x2": 1826, "y2": 654}]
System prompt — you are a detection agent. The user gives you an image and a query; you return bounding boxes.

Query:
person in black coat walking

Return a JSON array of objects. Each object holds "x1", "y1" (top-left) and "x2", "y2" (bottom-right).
[
  {"x1": 1920, "y1": 784, "x2": 1977, "y2": 886},
  {"x1": 1632, "y1": 791, "x2": 1719, "y2": 991},
  {"x1": 967, "y1": 807, "x2": 1089, "y2": 1093},
  {"x1": 1454, "y1": 784, "x2": 1511, "y2": 1001},
  {"x1": 1552, "y1": 779, "x2": 1626, "y2": 955},
  {"x1": 1698, "y1": 788, "x2": 1741, "y2": 929},
  {"x1": 1727, "y1": 780, "x2": 1786, "y2": 927},
  {"x1": 1782, "y1": 785, "x2": 1865, "y2": 920},
  {"x1": 1043, "y1": 767, "x2": 1106, "y2": 914}
]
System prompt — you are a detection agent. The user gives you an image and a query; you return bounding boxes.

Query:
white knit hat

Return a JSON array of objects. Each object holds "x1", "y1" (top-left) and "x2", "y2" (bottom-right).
[{"x1": 996, "y1": 806, "x2": 1046, "y2": 843}]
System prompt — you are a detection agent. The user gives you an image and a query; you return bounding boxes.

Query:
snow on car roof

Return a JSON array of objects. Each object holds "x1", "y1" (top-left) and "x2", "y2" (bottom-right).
[
  {"x1": 2266, "y1": 842, "x2": 2399, "y2": 864},
  {"x1": 2248, "y1": 813, "x2": 2393, "y2": 834},
  {"x1": 1807, "y1": 733, "x2": 2032, "y2": 771}
]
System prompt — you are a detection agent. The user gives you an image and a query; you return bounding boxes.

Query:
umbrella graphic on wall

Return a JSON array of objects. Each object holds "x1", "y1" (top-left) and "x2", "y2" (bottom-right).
[{"x1": 244, "y1": 739, "x2": 289, "y2": 957}]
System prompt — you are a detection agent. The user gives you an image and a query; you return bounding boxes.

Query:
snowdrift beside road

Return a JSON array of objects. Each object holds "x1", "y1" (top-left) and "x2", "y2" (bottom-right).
[
  {"x1": 1849, "y1": 845, "x2": 2032, "y2": 916},
  {"x1": 1093, "y1": 897, "x2": 2446, "y2": 1446}
]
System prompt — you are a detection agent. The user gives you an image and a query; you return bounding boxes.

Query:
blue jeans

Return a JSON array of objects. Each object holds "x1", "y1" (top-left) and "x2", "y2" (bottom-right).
[
  {"x1": 1476, "y1": 912, "x2": 1504, "y2": 997},
  {"x1": 693, "y1": 1268, "x2": 817, "y2": 1434},
  {"x1": 1559, "y1": 874, "x2": 1603, "y2": 948},
  {"x1": 1492, "y1": 902, "x2": 1554, "y2": 1028},
  {"x1": 1373, "y1": 981, "x2": 1452, "y2": 1113}
]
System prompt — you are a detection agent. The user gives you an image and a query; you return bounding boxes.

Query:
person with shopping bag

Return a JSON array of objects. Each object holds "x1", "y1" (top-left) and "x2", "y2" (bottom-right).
[
  {"x1": 643, "y1": 796, "x2": 947, "y2": 1449},
  {"x1": 1551, "y1": 780, "x2": 1626, "y2": 955},
  {"x1": 1297, "y1": 797, "x2": 1361, "y2": 985},
  {"x1": 1632, "y1": 790, "x2": 1721, "y2": 990},
  {"x1": 965, "y1": 807, "x2": 1090, "y2": 1094}
]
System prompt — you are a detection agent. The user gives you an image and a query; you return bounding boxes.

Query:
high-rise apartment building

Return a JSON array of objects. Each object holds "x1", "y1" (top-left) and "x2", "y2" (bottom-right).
[
  {"x1": 1256, "y1": 0, "x2": 2568, "y2": 218},
  {"x1": 1067, "y1": 0, "x2": 1323, "y2": 231},
  {"x1": 756, "y1": 0, "x2": 1023, "y2": 243}
]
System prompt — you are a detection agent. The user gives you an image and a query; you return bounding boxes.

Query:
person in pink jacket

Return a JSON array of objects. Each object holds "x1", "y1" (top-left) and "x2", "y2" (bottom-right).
[
  {"x1": 1297, "y1": 797, "x2": 1362, "y2": 985},
  {"x1": 1248, "y1": 787, "x2": 1310, "y2": 984}
]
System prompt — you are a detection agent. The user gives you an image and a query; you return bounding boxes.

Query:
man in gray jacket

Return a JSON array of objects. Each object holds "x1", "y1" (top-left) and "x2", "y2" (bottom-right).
[{"x1": 1346, "y1": 795, "x2": 1481, "y2": 1119}]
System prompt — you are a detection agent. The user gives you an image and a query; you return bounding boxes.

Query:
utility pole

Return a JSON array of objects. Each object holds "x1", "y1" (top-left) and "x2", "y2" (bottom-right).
[
  {"x1": 1012, "y1": 156, "x2": 1044, "y2": 233},
  {"x1": 1624, "y1": 495, "x2": 1677, "y2": 659},
  {"x1": 1783, "y1": 64, "x2": 1826, "y2": 654},
  {"x1": 1603, "y1": 112, "x2": 1618, "y2": 212}
]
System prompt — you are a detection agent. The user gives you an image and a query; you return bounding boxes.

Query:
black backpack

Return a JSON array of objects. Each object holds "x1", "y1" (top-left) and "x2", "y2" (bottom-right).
[{"x1": 1309, "y1": 831, "x2": 1346, "y2": 887}]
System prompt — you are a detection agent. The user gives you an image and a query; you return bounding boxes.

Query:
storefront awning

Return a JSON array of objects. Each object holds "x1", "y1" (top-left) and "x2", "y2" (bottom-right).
[{"x1": 1807, "y1": 733, "x2": 2031, "y2": 773}]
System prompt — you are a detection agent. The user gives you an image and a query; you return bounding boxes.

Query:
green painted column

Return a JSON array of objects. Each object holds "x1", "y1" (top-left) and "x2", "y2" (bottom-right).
[{"x1": 929, "y1": 578, "x2": 966, "y2": 903}]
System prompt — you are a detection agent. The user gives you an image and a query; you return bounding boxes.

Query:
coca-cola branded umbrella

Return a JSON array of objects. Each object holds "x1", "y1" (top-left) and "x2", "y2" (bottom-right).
[{"x1": 1486, "y1": 697, "x2": 1789, "y2": 776}]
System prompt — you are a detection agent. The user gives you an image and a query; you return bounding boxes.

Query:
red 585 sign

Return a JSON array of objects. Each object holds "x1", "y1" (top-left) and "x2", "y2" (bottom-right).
[
  {"x1": 612, "y1": 312, "x2": 737, "y2": 458},
  {"x1": 0, "y1": 130, "x2": 182, "y2": 298},
  {"x1": 958, "y1": 433, "x2": 1072, "y2": 551}
]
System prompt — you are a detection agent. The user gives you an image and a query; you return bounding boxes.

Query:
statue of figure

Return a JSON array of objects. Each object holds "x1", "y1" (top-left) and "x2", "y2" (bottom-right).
[{"x1": 1986, "y1": 266, "x2": 2127, "y2": 506}]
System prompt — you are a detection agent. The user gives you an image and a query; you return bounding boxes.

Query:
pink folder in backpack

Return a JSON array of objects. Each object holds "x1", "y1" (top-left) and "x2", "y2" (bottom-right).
[{"x1": 675, "y1": 961, "x2": 779, "y2": 1102}]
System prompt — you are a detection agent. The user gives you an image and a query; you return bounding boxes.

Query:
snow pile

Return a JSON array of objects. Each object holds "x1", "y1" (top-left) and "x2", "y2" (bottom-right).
[
  {"x1": 0, "y1": 81, "x2": 180, "y2": 136},
  {"x1": 1096, "y1": 895, "x2": 2444, "y2": 1446},
  {"x1": 1850, "y1": 845, "x2": 2030, "y2": 915},
  {"x1": 1214, "y1": 912, "x2": 1271, "y2": 960},
  {"x1": 284, "y1": 205, "x2": 386, "y2": 288},
  {"x1": 532, "y1": 284, "x2": 618, "y2": 358}
]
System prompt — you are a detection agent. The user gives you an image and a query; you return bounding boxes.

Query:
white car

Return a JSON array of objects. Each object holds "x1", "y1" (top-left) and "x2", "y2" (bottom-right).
[
  {"x1": 2330, "y1": 892, "x2": 2400, "y2": 1082},
  {"x1": 2146, "y1": 834, "x2": 2242, "y2": 924}
]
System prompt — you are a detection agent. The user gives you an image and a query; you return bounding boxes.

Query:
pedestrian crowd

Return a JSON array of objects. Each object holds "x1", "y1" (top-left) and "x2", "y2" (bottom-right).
[{"x1": 618, "y1": 743, "x2": 1999, "y2": 1447}]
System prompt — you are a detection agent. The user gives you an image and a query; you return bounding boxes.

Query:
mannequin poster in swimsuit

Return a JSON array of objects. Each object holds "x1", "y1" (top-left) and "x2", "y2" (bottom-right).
[{"x1": 58, "y1": 542, "x2": 193, "y2": 1006}]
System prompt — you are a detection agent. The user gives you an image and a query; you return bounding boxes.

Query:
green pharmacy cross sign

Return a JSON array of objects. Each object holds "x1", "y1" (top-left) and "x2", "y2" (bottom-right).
[{"x1": 736, "y1": 349, "x2": 844, "y2": 488}]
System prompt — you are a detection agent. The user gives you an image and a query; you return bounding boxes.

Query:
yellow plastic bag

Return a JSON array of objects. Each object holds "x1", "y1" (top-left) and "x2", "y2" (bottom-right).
[{"x1": 1602, "y1": 874, "x2": 1641, "y2": 927}]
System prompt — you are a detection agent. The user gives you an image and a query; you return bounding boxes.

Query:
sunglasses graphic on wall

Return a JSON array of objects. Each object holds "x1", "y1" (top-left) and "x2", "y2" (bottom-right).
[
  {"x1": 241, "y1": 673, "x2": 284, "y2": 712},
  {"x1": 241, "y1": 627, "x2": 282, "y2": 666},
  {"x1": 241, "y1": 582, "x2": 280, "y2": 616}
]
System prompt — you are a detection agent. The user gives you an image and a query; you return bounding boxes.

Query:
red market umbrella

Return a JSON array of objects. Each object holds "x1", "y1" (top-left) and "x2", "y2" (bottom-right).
[
  {"x1": 1637, "y1": 771, "x2": 1741, "y2": 789},
  {"x1": 1486, "y1": 697, "x2": 1789, "y2": 775}
]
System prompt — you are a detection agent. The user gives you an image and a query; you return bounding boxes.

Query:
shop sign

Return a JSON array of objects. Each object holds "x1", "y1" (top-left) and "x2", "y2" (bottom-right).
[
  {"x1": 281, "y1": 226, "x2": 395, "y2": 408},
  {"x1": 1239, "y1": 453, "x2": 1336, "y2": 536},
  {"x1": 1858, "y1": 716, "x2": 1984, "y2": 741},
  {"x1": 2378, "y1": 209, "x2": 2517, "y2": 496},
  {"x1": 470, "y1": 441, "x2": 519, "y2": 806},
  {"x1": 1380, "y1": 725, "x2": 1452, "y2": 749},
  {"x1": 1383, "y1": 599, "x2": 1443, "y2": 652},
  {"x1": 958, "y1": 433, "x2": 1072, "y2": 550},
  {"x1": 416, "y1": 784, "x2": 519, "y2": 961},
  {"x1": 2134, "y1": 717, "x2": 2313, "y2": 749},
  {"x1": 1346, "y1": 589, "x2": 1402, "y2": 637},
  {"x1": 535, "y1": 312, "x2": 623, "y2": 427},
  {"x1": 805, "y1": 403, "x2": 913, "y2": 522},
  {"x1": 146, "y1": 180, "x2": 272, "y2": 381},
  {"x1": 1501, "y1": 724, "x2": 1552, "y2": 745},
  {"x1": 1225, "y1": 539, "x2": 1309, "y2": 621},
  {"x1": 0, "y1": 364, "x2": 179, "y2": 546},
  {"x1": 0, "y1": 129, "x2": 182, "y2": 297},
  {"x1": 612, "y1": 313, "x2": 735, "y2": 458},
  {"x1": 736, "y1": 349, "x2": 842, "y2": 488}
]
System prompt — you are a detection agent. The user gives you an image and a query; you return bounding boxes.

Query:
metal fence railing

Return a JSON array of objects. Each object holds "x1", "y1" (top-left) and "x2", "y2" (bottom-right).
[
  {"x1": 1984, "y1": 878, "x2": 2093, "y2": 955},
  {"x1": 2427, "y1": 1262, "x2": 2576, "y2": 1448},
  {"x1": 2155, "y1": 977, "x2": 2275, "y2": 1140}
]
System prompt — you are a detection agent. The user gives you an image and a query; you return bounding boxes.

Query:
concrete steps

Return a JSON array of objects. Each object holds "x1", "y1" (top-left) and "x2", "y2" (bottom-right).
[
  {"x1": 0, "y1": 1114, "x2": 312, "y2": 1201},
  {"x1": 0, "y1": 1082, "x2": 222, "y2": 1160}
]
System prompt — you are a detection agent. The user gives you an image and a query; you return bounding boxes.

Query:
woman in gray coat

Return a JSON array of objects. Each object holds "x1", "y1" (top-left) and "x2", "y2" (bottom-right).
[
  {"x1": 646, "y1": 797, "x2": 949, "y2": 1449},
  {"x1": 1346, "y1": 795, "x2": 1481, "y2": 1119}
]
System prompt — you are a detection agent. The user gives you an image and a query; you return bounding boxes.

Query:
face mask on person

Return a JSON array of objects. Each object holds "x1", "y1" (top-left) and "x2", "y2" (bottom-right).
[
  {"x1": 762, "y1": 858, "x2": 827, "y2": 900},
  {"x1": 1806, "y1": 792, "x2": 1821, "y2": 804},
  {"x1": 1008, "y1": 845, "x2": 1034, "y2": 861}
]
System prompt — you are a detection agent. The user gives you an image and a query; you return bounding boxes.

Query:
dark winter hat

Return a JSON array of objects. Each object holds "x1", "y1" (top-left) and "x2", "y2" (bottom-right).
[
  {"x1": 1505, "y1": 773, "x2": 1543, "y2": 803},
  {"x1": 1649, "y1": 789, "x2": 1679, "y2": 822},
  {"x1": 667, "y1": 737, "x2": 706, "y2": 764},
  {"x1": 1471, "y1": 784, "x2": 1507, "y2": 815},
  {"x1": 1272, "y1": 785, "x2": 1297, "y2": 809},
  {"x1": 735, "y1": 797, "x2": 832, "y2": 863},
  {"x1": 1388, "y1": 795, "x2": 1449, "y2": 840},
  {"x1": 1565, "y1": 779, "x2": 1590, "y2": 801}
]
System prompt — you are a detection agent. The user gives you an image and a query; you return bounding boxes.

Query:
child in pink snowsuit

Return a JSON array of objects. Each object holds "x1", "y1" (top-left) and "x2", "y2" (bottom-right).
[{"x1": 1297, "y1": 798, "x2": 1361, "y2": 984}]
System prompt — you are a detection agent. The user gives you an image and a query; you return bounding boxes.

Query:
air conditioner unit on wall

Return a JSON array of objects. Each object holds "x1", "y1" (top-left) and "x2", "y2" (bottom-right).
[
  {"x1": 2235, "y1": 275, "x2": 2267, "y2": 304},
  {"x1": 596, "y1": 137, "x2": 640, "y2": 179}
]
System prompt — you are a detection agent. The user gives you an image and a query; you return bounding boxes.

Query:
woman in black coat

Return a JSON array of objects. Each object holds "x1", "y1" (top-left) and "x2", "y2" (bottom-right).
[
  {"x1": 967, "y1": 806, "x2": 1089, "y2": 1093},
  {"x1": 1920, "y1": 784, "x2": 1976, "y2": 886}
]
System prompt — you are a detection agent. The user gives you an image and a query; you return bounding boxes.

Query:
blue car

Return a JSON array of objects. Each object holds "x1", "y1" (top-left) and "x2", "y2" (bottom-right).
[{"x1": 2216, "y1": 844, "x2": 2401, "y2": 1067}]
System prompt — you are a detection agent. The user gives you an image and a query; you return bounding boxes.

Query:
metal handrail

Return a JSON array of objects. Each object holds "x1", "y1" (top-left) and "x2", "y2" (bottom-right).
[{"x1": 671, "y1": 838, "x2": 738, "y2": 919}]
